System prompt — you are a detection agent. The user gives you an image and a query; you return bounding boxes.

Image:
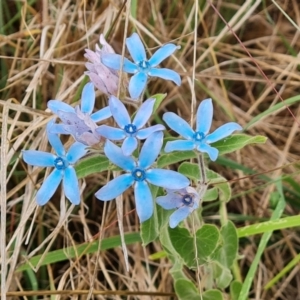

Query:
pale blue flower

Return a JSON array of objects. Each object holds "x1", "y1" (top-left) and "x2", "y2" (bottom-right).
[
  {"x1": 156, "y1": 187, "x2": 200, "y2": 228},
  {"x1": 101, "y1": 33, "x2": 181, "y2": 99},
  {"x1": 96, "y1": 95, "x2": 165, "y2": 156},
  {"x1": 163, "y1": 98, "x2": 242, "y2": 161},
  {"x1": 48, "y1": 82, "x2": 112, "y2": 145},
  {"x1": 95, "y1": 131, "x2": 190, "y2": 223},
  {"x1": 22, "y1": 121, "x2": 87, "y2": 205}
]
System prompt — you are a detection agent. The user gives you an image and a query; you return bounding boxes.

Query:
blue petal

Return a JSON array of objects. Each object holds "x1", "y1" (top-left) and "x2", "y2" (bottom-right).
[
  {"x1": 122, "y1": 136, "x2": 138, "y2": 156},
  {"x1": 136, "y1": 124, "x2": 165, "y2": 139},
  {"x1": 48, "y1": 124, "x2": 70, "y2": 135},
  {"x1": 163, "y1": 112, "x2": 194, "y2": 139},
  {"x1": 129, "y1": 72, "x2": 148, "y2": 99},
  {"x1": 91, "y1": 106, "x2": 112, "y2": 122},
  {"x1": 95, "y1": 173, "x2": 134, "y2": 201},
  {"x1": 101, "y1": 53, "x2": 138, "y2": 73},
  {"x1": 146, "y1": 169, "x2": 190, "y2": 189},
  {"x1": 81, "y1": 82, "x2": 95, "y2": 114},
  {"x1": 169, "y1": 206, "x2": 191, "y2": 228},
  {"x1": 196, "y1": 98, "x2": 213, "y2": 135},
  {"x1": 133, "y1": 98, "x2": 155, "y2": 129},
  {"x1": 138, "y1": 131, "x2": 163, "y2": 169},
  {"x1": 66, "y1": 142, "x2": 87, "y2": 163},
  {"x1": 47, "y1": 100, "x2": 74, "y2": 115},
  {"x1": 156, "y1": 192, "x2": 182, "y2": 210},
  {"x1": 206, "y1": 122, "x2": 243, "y2": 143},
  {"x1": 47, "y1": 121, "x2": 65, "y2": 156},
  {"x1": 148, "y1": 44, "x2": 179, "y2": 67},
  {"x1": 63, "y1": 166, "x2": 80, "y2": 204},
  {"x1": 164, "y1": 140, "x2": 195, "y2": 153},
  {"x1": 134, "y1": 181, "x2": 153, "y2": 222},
  {"x1": 104, "y1": 140, "x2": 135, "y2": 171},
  {"x1": 148, "y1": 68, "x2": 181, "y2": 86},
  {"x1": 109, "y1": 95, "x2": 130, "y2": 128},
  {"x1": 126, "y1": 33, "x2": 146, "y2": 63},
  {"x1": 96, "y1": 125, "x2": 125, "y2": 140},
  {"x1": 22, "y1": 150, "x2": 55, "y2": 167},
  {"x1": 36, "y1": 169, "x2": 63, "y2": 205},
  {"x1": 197, "y1": 143, "x2": 219, "y2": 161}
]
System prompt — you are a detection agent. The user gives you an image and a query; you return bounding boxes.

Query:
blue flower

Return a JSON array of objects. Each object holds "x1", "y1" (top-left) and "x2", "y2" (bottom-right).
[
  {"x1": 101, "y1": 33, "x2": 181, "y2": 99},
  {"x1": 156, "y1": 187, "x2": 200, "y2": 228},
  {"x1": 48, "y1": 82, "x2": 112, "y2": 145},
  {"x1": 96, "y1": 96, "x2": 165, "y2": 156},
  {"x1": 22, "y1": 121, "x2": 87, "y2": 205},
  {"x1": 163, "y1": 98, "x2": 242, "y2": 161},
  {"x1": 95, "y1": 131, "x2": 190, "y2": 223}
]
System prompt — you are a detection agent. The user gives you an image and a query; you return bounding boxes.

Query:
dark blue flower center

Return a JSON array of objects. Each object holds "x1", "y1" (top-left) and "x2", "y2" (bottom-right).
[
  {"x1": 138, "y1": 60, "x2": 150, "y2": 73},
  {"x1": 132, "y1": 168, "x2": 146, "y2": 182},
  {"x1": 193, "y1": 131, "x2": 205, "y2": 142},
  {"x1": 124, "y1": 124, "x2": 137, "y2": 135},
  {"x1": 54, "y1": 157, "x2": 68, "y2": 170},
  {"x1": 182, "y1": 194, "x2": 193, "y2": 206}
]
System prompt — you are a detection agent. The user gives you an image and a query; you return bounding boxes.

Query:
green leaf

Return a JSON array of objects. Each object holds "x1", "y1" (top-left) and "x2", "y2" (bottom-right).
[
  {"x1": 230, "y1": 280, "x2": 242, "y2": 300},
  {"x1": 152, "y1": 93, "x2": 167, "y2": 113},
  {"x1": 211, "y1": 134, "x2": 267, "y2": 155},
  {"x1": 168, "y1": 227, "x2": 195, "y2": 267},
  {"x1": 17, "y1": 233, "x2": 141, "y2": 272},
  {"x1": 203, "y1": 289, "x2": 224, "y2": 300},
  {"x1": 213, "y1": 263, "x2": 233, "y2": 289},
  {"x1": 211, "y1": 221, "x2": 238, "y2": 268},
  {"x1": 157, "y1": 151, "x2": 196, "y2": 168},
  {"x1": 196, "y1": 224, "x2": 220, "y2": 264},
  {"x1": 178, "y1": 161, "x2": 200, "y2": 181},
  {"x1": 75, "y1": 154, "x2": 110, "y2": 179},
  {"x1": 175, "y1": 279, "x2": 201, "y2": 300},
  {"x1": 203, "y1": 187, "x2": 218, "y2": 202}
]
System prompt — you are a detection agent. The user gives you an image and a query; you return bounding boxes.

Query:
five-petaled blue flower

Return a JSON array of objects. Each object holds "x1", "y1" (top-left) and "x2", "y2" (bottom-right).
[
  {"x1": 101, "y1": 33, "x2": 181, "y2": 99},
  {"x1": 48, "y1": 82, "x2": 112, "y2": 146},
  {"x1": 22, "y1": 121, "x2": 87, "y2": 205},
  {"x1": 95, "y1": 131, "x2": 190, "y2": 223},
  {"x1": 163, "y1": 98, "x2": 242, "y2": 161},
  {"x1": 96, "y1": 95, "x2": 165, "y2": 156},
  {"x1": 156, "y1": 187, "x2": 200, "y2": 228}
]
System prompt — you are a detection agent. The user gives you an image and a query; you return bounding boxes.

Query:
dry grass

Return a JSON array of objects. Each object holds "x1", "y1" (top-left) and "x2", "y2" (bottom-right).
[{"x1": 1, "y1": 0, "x2": 300, "y2": 299}]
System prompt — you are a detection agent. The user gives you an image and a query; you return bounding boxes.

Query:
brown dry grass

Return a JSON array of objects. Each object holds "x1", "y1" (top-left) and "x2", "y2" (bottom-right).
[{"x1": 1, "y1": 0, "x2": 300, "y2": 299}]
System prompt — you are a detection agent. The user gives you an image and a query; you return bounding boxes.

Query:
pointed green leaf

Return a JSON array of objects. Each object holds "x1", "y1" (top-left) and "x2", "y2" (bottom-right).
[
  {"x1": 203, "y1": 187, "x2": 218, "y2": 202},
  {"x1": 152, "y1": 93, "x2": 167, "y2": 113},
  {"x1": 211, "y1": 134, "x2": 267, "y2": 155},
  {"x1": 75, "y1": 154, "x2": 110, "y2": 179},
  {"x1": 157, "y1": 150, "x2": 196, "y2": 168}
]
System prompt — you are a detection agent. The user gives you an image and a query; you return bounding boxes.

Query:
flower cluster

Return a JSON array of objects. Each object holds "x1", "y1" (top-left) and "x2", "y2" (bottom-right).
[{"x1": 22, "y1": 32, "x2": 242, "y2": 227}]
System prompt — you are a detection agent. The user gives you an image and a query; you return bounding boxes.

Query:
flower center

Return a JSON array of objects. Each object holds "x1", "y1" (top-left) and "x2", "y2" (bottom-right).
[
  {"x1": 124, "y1": 124, "x2": 137, "y2": 135},
  {"x1": 132, "y1": 168, "x2": 146, "y2": 182},
  {"x1": 193, "y1": 131, "x2": 205, "y2": 142},
  {"x1": 54, "y1": 157, "x2": 68, "y2": 170},
  {"x1": 182, "y1": 194, "x2": 194, "y2": 206},
  {"x1": 138, "y1": 60, "x2": 150, "y2": 73}
]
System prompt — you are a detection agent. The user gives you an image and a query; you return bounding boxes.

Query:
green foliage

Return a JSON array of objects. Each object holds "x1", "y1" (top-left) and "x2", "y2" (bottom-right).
[
  {"x1": 75, "y1": 154, "x2": 110, "y2": 178},
  {"x1": 211, "y1": 134, "x2": 267, "y2": 155}
]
